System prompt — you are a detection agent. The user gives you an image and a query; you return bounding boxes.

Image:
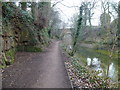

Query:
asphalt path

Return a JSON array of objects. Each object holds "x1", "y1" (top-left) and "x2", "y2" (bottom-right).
[{"x1": 2, "y1": 41, "x2": 71, "y2": 88}]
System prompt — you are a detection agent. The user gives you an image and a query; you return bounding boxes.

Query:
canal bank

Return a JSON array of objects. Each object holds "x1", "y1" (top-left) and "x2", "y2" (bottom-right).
[{"x1": 63, "y1": 43, "x2": 119, "y2": 88}]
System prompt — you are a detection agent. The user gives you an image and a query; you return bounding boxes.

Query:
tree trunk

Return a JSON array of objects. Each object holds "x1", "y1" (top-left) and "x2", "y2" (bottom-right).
[
  {"x1": 71, "y1": 6, "x2": 83, "y2": 56},
  {"x1": 88, "y1": 10, "x2": 92, "y2": 27},
  {"x1": 118, "y1": 2, "x2": 120, "y2": 34},
  {"x1": 31, "y1": 2, "x2": 36, "y2": 19}
]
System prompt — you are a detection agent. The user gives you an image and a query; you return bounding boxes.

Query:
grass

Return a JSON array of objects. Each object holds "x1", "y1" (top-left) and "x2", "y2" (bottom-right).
[{"x1": 96, "y1": 49, "x2": 119, "y2": 58}]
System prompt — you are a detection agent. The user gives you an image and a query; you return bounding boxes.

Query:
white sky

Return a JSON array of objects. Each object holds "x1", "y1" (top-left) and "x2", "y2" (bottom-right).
[{"x1": 52, "y1": 0, "x2": 119, "y2": 27}]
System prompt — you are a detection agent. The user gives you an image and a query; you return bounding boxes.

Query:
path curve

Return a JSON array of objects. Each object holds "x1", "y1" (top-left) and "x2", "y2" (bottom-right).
[{"x1": 2, "y1": 41, "x2": 71, "y2": 88}]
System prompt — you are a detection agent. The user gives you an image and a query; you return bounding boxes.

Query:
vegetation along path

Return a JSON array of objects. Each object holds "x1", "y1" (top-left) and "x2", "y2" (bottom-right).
[{"x1": 2, "y1": 41, "x2": 71, "y2": 88}]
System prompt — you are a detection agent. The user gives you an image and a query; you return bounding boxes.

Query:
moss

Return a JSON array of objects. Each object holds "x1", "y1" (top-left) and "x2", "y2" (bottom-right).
[
  {"x1": 5, "y1": 48, "x2": 16, "y2": 64},
  {"x1": 17, "y1": 46, "x2": 42, "y2": 52},
  {"x1": 25, "y1": 46, "x2": 42, "y2": 52},
  {"x1": 1, "y1": 49, "x2": 15, "y2": 68}
]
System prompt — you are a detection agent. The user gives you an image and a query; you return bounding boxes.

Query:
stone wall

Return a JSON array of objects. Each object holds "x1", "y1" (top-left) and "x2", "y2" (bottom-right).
[{"x1": 0, "y1": 2, "x2": 2, "y2": 89}]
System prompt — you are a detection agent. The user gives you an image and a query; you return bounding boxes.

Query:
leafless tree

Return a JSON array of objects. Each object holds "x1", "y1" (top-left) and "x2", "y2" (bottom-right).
[{"x1": 82, "y1": 0, "x2": 97, "y2": 27}]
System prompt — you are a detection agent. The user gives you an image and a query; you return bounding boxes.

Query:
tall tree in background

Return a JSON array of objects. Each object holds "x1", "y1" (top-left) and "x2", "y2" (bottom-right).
[
  {"x1": 118, "y1": 1, "x2": 120, "y2": 32},
  {"x1": 100, "y1": 0, "x2": 111, "y2": 34},
  {"x1": 118, "y1": 2, "x2": 120, "y2": 82},
  {"x1": 82, "y1": 2, "x2": 88, "y2": 26},
  {"x1": 118, "y1": 2, "x2": 120, "y2": 51},
  {"x1": 82, "y1": 0, "x2": 97, "y2": 27},
  {"x1": 87, "y1": 0, "x2": 96, "y2": 27},
  {"x1": 100, "y1": 13, "x2": 111, "y2": 28},
  {"x1": 99, "y1": 0, "x2": 111, "y2": 41}
]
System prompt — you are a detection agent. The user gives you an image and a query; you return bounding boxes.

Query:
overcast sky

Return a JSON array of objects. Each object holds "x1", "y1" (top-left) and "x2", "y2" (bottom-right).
[{"x1": 52, "y1": 0, "x2": 119, "y2": 27}]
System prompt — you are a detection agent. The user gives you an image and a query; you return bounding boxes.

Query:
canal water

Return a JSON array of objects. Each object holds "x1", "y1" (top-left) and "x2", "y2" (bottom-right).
[{"x1": 76, "y1": 46, "x2": 118, "y2": 82}]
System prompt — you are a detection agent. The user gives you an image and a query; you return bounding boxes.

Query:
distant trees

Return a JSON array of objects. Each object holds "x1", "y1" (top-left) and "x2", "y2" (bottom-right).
[
  {"x1": 70, "y1": 0, "x2": 119, "y2": 56},
  {"x1": 28, "y1": 1, "x2": 61, "y2": 38},
  {"x1": 82, "y1": 0, "x2": 97, "y2": 27},
  {"x1": 48, "y1": 9, "x2": 61, "y2": 38},
  {"x1": 99, "y1": 12, "x2": 111, "y2": 39},
  {"x1": 100, "y1": 0, "x2": 110, "y2": 34},
  {"x1": 100, "y1": 13, "x2": 111, "y2": 27},
  {"x1": 99, "y1": 0, "x2": 118, "y2": 47}
]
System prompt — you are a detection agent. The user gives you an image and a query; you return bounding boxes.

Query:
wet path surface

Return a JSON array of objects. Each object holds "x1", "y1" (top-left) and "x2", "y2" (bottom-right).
[{"x1": 2, "y1": 41, "x2": 71, "y2": 88}]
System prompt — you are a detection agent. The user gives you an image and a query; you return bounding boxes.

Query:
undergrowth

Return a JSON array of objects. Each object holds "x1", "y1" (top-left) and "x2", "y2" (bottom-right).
[{"x1": 69, "y1": 58, "x2": 119, "y2": 88}]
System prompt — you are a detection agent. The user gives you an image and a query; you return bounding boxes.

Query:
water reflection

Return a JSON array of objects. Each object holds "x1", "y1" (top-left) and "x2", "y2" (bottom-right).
[
  {"x1": 86, "y1": 57, "x2": 117, "y2": 81},
  {"x1": 92, "y1": 58, "x2": 100, "y2": 66},
  {"x1": 87, "y1": 58, "x2": 91, "y2": 66},
  {"x1": 108, "y1": 63, "x2": 117, "y2": 81},
  {"x1": 87, "y1": 58, "x2": 103, "y2": 76},
  {"x1": 87, "y1": 58, "x2": 100, "y2": 66},
  {"x1": 77, "y1": 47, "x2": 118, "y2": 82}
]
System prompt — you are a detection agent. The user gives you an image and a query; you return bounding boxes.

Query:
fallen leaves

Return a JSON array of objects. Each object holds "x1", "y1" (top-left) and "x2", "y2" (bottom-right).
[{"x1": 65, "y1": 61, "x2": 118, "y2": 88}]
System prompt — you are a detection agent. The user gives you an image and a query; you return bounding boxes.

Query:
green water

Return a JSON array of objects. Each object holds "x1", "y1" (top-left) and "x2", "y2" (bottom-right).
[{"x1": 76, "y1": 46, "x2": 119, "y2": 82}]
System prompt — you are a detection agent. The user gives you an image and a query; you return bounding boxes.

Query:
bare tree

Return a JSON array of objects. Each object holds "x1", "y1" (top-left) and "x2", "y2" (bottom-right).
[
  {"x1": 82, "y1": 0, "x2": 97, "y2": 27},
  {"x1": 118, "y1": 2, "x2": 120, "y2": 29}
]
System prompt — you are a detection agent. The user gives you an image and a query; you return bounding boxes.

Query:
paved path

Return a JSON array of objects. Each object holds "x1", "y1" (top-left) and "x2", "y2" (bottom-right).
[{"x1": 2, "y1": 41, "x2": 71, "y2": 88}]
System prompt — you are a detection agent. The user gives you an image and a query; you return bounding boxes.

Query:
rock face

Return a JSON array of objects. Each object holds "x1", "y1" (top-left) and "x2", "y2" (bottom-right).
[
  {"x1": 0, "y1": 3, "x2": 49, "y2": 66},
  {"x1": 1, "y1": 3, "x2": 31, "y2": 65}
]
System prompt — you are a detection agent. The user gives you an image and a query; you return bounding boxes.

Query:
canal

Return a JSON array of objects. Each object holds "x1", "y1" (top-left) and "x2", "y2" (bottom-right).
[{"x1": 75, "y1": 46, "x2": 118, "y2": 82}]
